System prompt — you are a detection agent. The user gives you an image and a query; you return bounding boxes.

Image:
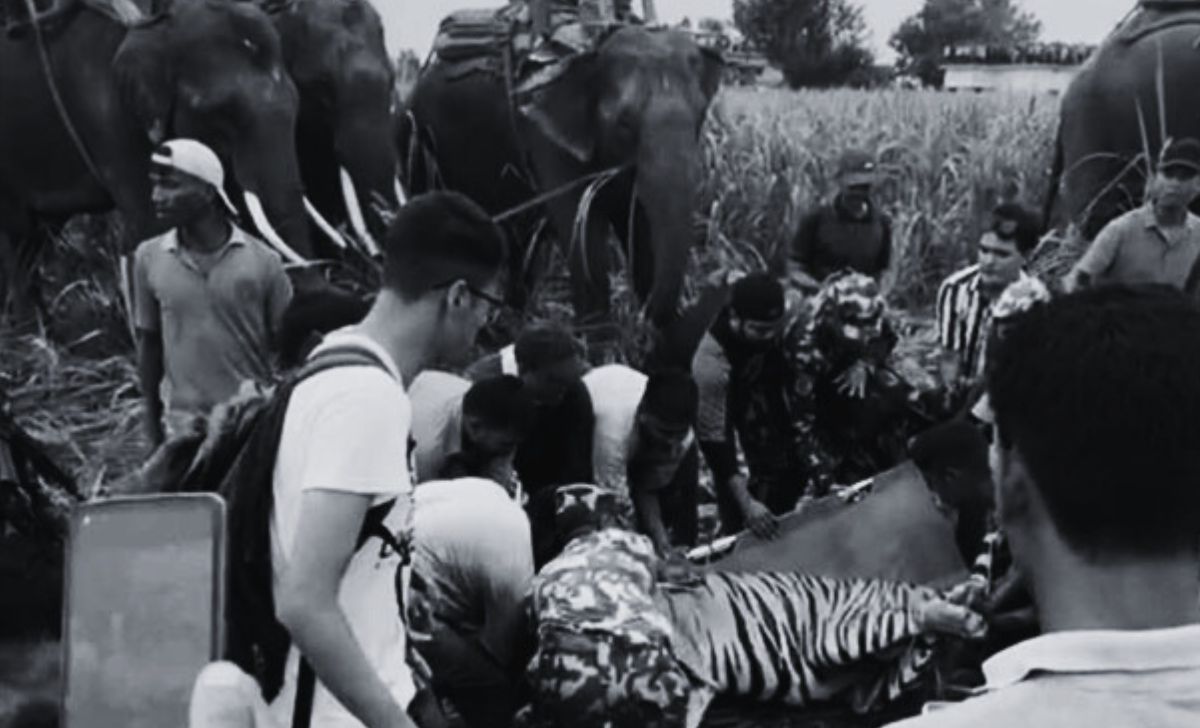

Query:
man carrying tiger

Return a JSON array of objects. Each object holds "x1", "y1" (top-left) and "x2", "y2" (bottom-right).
[{"x1": 516, "y1": 483, "x2": 988, "y2": 728}]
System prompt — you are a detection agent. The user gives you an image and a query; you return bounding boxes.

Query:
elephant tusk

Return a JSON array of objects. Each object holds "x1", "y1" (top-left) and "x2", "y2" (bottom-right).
[
  {"x1": 243, "y1": 191, "x2": 305, "y2": 265},
  {"x1": 394, "y1": 176, "x2": 409, "y2": 207},
  {"x1": 303, "y1": 197, "x2": 349, "y2": 249},
  {"x1": 339, "y1": 167, "x2": 381, "y2": 257}
]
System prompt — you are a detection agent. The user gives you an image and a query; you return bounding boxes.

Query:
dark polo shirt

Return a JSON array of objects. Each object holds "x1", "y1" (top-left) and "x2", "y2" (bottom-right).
[
  {"x1": 133, "y1": 225, "x2": 292, "y2": 417},
  {"x1": 791, "y1": 195, "x2": 893, "y2": 282}
]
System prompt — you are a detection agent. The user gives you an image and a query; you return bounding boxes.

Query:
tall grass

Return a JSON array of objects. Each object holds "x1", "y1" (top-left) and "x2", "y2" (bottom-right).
[
  {"x1": 697, "y1": 88, "x2": 1059, "y2": 309},
  {"x1": 3, "y1": 88, "x2": 1061, "y2": 486}
]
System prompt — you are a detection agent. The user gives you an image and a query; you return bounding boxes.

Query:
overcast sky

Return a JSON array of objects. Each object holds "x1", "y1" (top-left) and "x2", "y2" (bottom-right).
[{"x1": 376, "y1": 0, "x2": 1132, "y2": 62}]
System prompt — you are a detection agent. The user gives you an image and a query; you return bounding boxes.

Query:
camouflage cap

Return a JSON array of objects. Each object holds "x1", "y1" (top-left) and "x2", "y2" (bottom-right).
[
  {"x1": 555, "y1": 482, "x2": 621, "y2": 538},
  {"x1": 812, "y1": 271, "x2": 886, "y2": 334}
]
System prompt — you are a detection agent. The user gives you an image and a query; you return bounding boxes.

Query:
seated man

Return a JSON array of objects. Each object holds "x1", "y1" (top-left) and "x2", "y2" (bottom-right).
[
  {"x1": 889, "y1": 285, "x2": 1200, "y2": 727},
  {"x1": 510, "y1": 324, "x2": 595, "y2": 567},
  {"x1": 583, "y1": 364, "x2": 701, "y2": 554},
  {"x1": 409, "y1": 376, "x2": 537, "y2": 728},
  {"x1": 936, "y1": 202, "x2": 1041, "y2": 390}
]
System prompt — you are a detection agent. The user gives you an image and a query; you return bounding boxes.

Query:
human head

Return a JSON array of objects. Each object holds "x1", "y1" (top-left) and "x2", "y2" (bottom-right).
[
  {"x1": 630, "y1": 370, "x2": 698, "y2": 490},
  {"x1": 978, "y1": 202, "x2": 1041, "y2": 294},
  {"x1": 515, "y1": 324, "x2": 587, "y2": 406},
  {"x1": 1152, "y1": 137, "x2": 1200, "y2": 209},
  {"x1": 810, "y1": 271, "x2": 890, "y2": 364},
  {"x1": 986, "y1": 285, "x2": 1200, "y2": 568},
  {"x1": 461, "y1": 374, "x2": 536, "y2": 460},
  {"x1": 837, "y1": 148, "x2": 878, "y2": 203},
  {"x1": 728, "y1": 273, "x2": 785, "y2": 345},
  {"x1": 555, "y1": 483, "x2": 621, "y2": 544},
  {"x1": 149, "y1": 139, "x2": 238, "y2": 225},
  {"x1": 378, "y1": 191, "x2": 508, "y2": 366}
]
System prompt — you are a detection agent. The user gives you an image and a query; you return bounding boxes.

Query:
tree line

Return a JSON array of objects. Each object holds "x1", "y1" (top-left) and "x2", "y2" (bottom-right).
[{"x1": 730, "y1": 0, "x2": 1066, "y2": 89}]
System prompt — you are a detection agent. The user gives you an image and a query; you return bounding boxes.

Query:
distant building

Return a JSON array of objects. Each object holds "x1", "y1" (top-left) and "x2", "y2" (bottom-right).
[
  {"x1": 940, "y1": 42, "x2": 1095, "y2": 95},
  {"x1": 942, "y1": 64, "x2": 1082, "y2": 94}
]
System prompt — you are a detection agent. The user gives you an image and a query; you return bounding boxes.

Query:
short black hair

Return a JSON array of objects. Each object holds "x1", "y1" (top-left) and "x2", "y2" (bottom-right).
[
  {"x1": 462, "y1": 375, "x2": 536, "y2": 438},
  {"x1": 987, "y1": 285, "x2": 1200, "y2": 560},
  {"x1": 380, "y1": 191, "x2": 508, "y2": 301},
  {"x1": 990, "y1": 202, "x2": 1041, "y2": 256},
  {"x1": 514, "y1": 324, "x2": 584, "y2": 373},
  {"x1": 640, "y1": 370, "x2": 698, "y2": 428},
  {"x1": 730, "y1": 273, "x2": 784, "y2": 322}
]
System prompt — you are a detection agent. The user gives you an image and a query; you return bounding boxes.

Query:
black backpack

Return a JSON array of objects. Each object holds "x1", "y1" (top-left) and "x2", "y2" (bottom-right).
[{"x1": 177, "y1": 344, "x2": 407, "y2": 728}]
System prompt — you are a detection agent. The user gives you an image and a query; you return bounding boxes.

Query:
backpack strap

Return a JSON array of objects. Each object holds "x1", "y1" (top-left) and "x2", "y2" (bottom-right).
[
  {"x1": 288, "y1": 343, "x2": 399, "y2": 728},
  {"x1": 295, "y1": 344, "x2": 394, "y2": 384}
]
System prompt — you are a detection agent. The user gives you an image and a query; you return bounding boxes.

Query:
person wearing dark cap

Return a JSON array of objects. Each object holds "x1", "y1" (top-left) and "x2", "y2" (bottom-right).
[
  {"x1": 1067, "y1": 137, "x2": 1200, "y2": 292},
  {"x1": 937, "y1": 202, "x2": 1042, "y2": 386},
  {"x1": 692, "y1": 273, "x2": 815, "y2": 537},
  {"x1": 789, "y1": 148, "x2": 893, "y2": 290}
]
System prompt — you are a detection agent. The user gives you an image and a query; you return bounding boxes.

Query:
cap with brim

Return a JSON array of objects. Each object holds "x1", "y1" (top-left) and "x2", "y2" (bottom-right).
[
  {"x1": 151, "y1": 138, "x2": 239, "y2": 217},
  {"x1": 838, "y1": 149, "x2": 878, "y2": 186},
  {"x1": 1159, "y1": 138, "x2": 1200, "y2": 175}
]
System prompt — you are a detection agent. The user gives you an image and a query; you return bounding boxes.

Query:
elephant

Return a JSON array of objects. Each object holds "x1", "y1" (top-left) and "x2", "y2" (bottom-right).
[
  {"x1": 401, "y1": 24, "x2": 723, "y2": 332},
  {"x1": 198, "y1": 0, "x2": 397, "y2": 258},
  {"x1": 1045, "y1": 5, "x2": 1200, "y2": 240},
  {"x1": 0, "y1": 0, "x2": 311, "y2": 313}
]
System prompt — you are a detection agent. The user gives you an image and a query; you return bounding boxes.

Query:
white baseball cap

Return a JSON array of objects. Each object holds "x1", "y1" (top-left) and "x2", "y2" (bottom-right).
[{"x1": 151, "y1": 138, "x2": 239, "y2": 216}]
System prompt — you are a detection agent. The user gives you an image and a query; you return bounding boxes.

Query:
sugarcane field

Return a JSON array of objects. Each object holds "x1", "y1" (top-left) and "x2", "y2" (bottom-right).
[{"x1": 3, "y1": 1, "x2": 1200, "y2": 727}]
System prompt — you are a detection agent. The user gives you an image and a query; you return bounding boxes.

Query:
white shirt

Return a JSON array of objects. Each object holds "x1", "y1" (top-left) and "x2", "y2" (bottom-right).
[
  {"x1": 411, "y1": 478, "x2": 532, "y2": 639},
  {"x1": 269, "y1": 330, "x2": 415, "y2": 728},
  {"x1": 888, "y1": 624, "x2": 1200, "y2": 728},
  {"x1": 408, "y1": 370, "x2": 472, "y2": 483},
  {"x1": 582, "y1": 364, "x2": 647, "y2": 498}
]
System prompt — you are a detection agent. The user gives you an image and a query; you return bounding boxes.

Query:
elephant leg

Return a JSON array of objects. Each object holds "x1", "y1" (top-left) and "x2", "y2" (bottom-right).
[{"x1": 0, "y1": 201, "x2": 43, "y2": 323}]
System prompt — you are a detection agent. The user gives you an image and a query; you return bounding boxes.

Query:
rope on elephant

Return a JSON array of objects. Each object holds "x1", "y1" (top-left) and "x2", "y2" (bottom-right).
[
  {"x1": 22, "y1": 0, "x2": 107, "y2": 187},
  {"x1": 492, "y1": 163, "x2": 631, "y2": 223}
]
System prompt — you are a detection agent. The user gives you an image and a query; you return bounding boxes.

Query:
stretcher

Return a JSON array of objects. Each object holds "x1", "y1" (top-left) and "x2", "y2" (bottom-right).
[{"x1": 688, "y1": 462, "x2": 968, "y2": 588}]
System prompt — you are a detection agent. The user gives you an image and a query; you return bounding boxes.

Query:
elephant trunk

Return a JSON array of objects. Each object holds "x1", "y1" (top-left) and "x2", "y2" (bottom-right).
[
  {"x1": 635, "y1": 120, "x2": 701, "y2": 328},
  {"x1": 232, "y1": 91, "x2": 312, "y2": 259},
  {"x1": 335, "y1": 74, "x2": 400, "y2": 250}
]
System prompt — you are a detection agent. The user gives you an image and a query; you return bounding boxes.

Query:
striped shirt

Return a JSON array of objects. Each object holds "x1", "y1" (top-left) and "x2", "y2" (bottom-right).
[{"x1": 937, "y1": 265, "x2": 991, "y2": 380}]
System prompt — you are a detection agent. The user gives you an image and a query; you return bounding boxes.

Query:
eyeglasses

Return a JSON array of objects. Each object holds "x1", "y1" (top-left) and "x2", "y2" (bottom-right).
[{"x1": 432, "y1": 278, "x2": 508, "y2": 323}]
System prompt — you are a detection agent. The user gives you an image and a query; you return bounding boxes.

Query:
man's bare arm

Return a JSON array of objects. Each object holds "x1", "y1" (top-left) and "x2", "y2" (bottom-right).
[
  {"x1": 276, "y1": 490, "x2": 416, "y2": 728},
  {"x1": 136, "y1": 329, "x2": 166, "y2": 450}
]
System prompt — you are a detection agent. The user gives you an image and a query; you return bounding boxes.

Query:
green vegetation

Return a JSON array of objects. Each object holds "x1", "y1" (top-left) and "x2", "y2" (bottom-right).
[{"x1": 5, "y1": 87, "x2": 1062, "y2": 487}]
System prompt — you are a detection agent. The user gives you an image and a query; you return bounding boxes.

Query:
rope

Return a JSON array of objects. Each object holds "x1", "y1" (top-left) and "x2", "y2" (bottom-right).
[
  {"x1": 492, "y1": 164, "x2": 629, "y2": 223},
  {"x1": 23, "y1": 0, "x2": 107, "y2": 187}
]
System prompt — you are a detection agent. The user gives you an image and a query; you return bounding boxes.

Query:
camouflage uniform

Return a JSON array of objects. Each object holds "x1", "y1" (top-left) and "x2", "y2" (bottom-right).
[{"x1": 517, "y1": 485, "x2": 693, "y2": 728}]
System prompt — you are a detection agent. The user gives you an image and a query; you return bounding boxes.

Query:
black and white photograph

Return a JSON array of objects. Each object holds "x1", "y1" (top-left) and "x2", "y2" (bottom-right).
[{"x1": 2, "y1": 0, "x2": 1198, "y2": 727}]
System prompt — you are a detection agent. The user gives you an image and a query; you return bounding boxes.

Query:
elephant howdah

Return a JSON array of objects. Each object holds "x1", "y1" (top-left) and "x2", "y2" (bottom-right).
[
  {"x1": 0, "y1": 0, "x2": 313, "y2": 310},
  {"x1": 403, "y1": 10, "x2": 723, "y2": 329}
]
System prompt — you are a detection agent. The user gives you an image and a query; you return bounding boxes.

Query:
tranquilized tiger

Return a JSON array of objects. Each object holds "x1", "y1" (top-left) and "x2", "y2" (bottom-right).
[{"x1": 660, "y1": 570, "x2": 982, "y2": 726}]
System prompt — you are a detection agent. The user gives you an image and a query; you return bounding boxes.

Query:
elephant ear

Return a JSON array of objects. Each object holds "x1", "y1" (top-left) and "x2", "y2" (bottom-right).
[
  {"x1": 112, "y1": 20, "x2": 175, "y2": 146},
  {"x1": 698, "y1": 46, "x2": 724, "y2": 103},
  {"x1": 519, "y1": 52, "x2": 598, "y2": 165}
]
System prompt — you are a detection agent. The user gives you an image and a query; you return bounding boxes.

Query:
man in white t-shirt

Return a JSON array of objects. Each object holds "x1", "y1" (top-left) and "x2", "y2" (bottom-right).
[
  {"x1": 269, "y1": 192, "x2": 508, "y2": 728},
  {"x1": 583, "y1": 365, "x2": 701, "y2": 554}
]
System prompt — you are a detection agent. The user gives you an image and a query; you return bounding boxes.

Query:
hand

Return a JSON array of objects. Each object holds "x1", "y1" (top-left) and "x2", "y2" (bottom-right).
[
  {"x1": 742, "y1": 498, "x2": 780, "y2": 540},
  {"x1": 835, "y1": 361, "x2": 872, "y2": 399},
  {"x1": 915, "y1": 597, "x2": 988, "y2": 641},
  {"x1": 944, "y1": 575, "x2": 990, "y2": 612},
  {"x1": 659, "y1": 548, "x2": 703, "y2": 586}
]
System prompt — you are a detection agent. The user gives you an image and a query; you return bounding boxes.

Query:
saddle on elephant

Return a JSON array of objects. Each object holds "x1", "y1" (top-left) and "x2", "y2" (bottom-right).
[
  {"x1": 1, "y1": 0, "x2": 142, "y2": 35},
  {"x1": 430, "y1": 1, "x2": 641, "y2": 85},
  {"x1": 1116, "y1": 0, "x2": 1200, "y2": 46}
]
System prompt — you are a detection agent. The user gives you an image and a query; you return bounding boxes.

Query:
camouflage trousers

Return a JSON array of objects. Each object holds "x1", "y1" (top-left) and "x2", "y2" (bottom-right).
[{"x1": 515, "y1": 627, "x2": 692, "y2": 728}]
